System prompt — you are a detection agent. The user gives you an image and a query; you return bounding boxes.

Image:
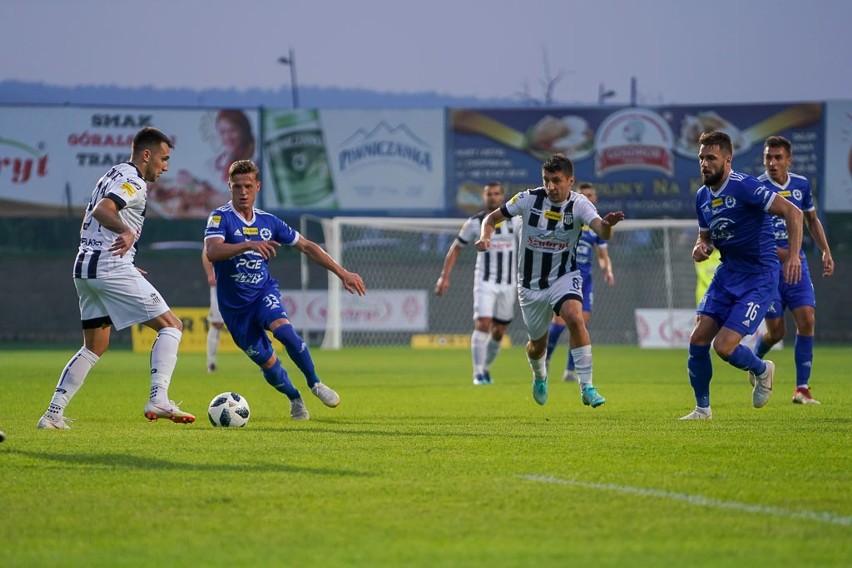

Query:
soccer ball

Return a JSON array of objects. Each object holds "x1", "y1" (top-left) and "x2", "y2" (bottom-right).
[{"x1": 208, "y1": 392, "x2": 251, "y2": 427}]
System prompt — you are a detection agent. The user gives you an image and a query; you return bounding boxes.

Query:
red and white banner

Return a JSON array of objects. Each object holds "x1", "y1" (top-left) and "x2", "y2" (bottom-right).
[
  {"x1": 281, "y1": 289, "x2": 428, "y2": 331},
  {"x1": 634, "y1": 309, "x2": 778, "y2": 349}
]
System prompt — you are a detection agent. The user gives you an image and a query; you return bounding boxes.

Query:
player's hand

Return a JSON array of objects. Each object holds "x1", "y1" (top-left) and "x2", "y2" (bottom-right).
[
  {"x1": 782, "y1": 255, "x2": 802, "y2": 285},
  {"x1": 692, "y1": 242, "x2": 713, "y2": 262},
  {"x1": 341, "y1": 271, "x2": 366, "y2": 296},
  {"x1": 435, "y1": 276, "x2": 449, "y2": 296},
  {"x1": 108, "y1": 228, "x2": 136, "y2": 257},
  {"x1": 604, "y1": 270, "x2": 615, "y2": 286},
  {"x1": 249, "y1": 240, "x2": 280, "y2": 259},
  {"x1": 601, "y1": 211, "x2": 625, "y2": 226},
  {"x1": 822, "y1": 251, "x2": 834, "y2": 277},
  {"x1": 474, "y1": 238, "x2": 490, "y2": 252}
]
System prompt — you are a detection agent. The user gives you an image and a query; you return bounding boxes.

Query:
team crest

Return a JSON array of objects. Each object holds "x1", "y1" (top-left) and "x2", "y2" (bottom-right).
[
  {"x1": 260, "y1": 228, "x2": 273, "y2": 240},
  {"x1": 563, "y1": 212, "x2": 574, "y2": 225}
]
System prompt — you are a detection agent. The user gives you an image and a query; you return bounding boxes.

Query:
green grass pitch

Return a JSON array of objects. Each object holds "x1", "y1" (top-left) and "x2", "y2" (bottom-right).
[{"x1": 0, "y1": 345, "x2": 850, "y2": 567}]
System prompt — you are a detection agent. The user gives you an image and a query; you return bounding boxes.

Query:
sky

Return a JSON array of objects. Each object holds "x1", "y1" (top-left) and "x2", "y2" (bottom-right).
[{"x1": 3, "y1": 0, "x2": 852, "y2": 106}]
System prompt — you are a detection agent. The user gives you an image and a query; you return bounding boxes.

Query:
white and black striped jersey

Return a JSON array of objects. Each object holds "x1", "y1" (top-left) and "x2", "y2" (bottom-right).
[
  {"x1": 503, "y1": 188, "x2": 601, "y2": 290},
  {"x1": 456, "y1": 210, "x2": 520, "y2": 286},
  {"x1": 73, "y1": 162, "x2": 147, "y2": 278}
]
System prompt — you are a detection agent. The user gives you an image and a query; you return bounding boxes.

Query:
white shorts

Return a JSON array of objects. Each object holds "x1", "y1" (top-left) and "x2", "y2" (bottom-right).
[
  {"x1": 75, "y1": 264, "x2": 171, "y2": 331},
  {"x1": 208, "y1": 285, "x2": 224, "y2": 324},
  {"x1": 472, "y1": 281, "x2": 516, "y2": 323},
  {"x1": 518, "y1": 271, "x2": 583, "y2": 341}
]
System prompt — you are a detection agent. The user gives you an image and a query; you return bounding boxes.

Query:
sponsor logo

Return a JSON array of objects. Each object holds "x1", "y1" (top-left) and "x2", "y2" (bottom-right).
[
  {"x1": 234, "y1": 229, "x2": 243, "y2": 236},
  {"x1": 337, "y1": 121, "x2": 433, "y2": 173},
  {"x1": 0, "y1": 137, "x2": 50, "y2": 184},
  {"x1": 544, "y1": 210, "x2": 562, "y2": 221},
  {"x1": 207, "y1": 215, "x2": 221, "y2": 228},
  {"x1": 594, "y1": 108, "x2": 674, "y2": 177},
  {"x1": 243, "y1": 227, "x2": 259, "y2": 235},
  {"x1": 711, "y1": 198, "x2": 724, "y2": 207},
  {"x1": 120, "y1": 182, "x2": 137, "y2": 197},
  {"x1": 778, "y1": 189, "x2": 792, "y2": 197},
  {"x1": 709, "y1": 217, "x2": 735, "y2": 241},
  {"x1": 526, "y1": 236, "x2": 568, "y2": 251}
]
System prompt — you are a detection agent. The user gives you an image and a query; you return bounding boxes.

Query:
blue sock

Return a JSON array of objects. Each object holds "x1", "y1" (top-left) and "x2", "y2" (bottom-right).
[
  {"x1": 687, "y1": 344, "x2": 712, "y2": 408},
  {"x1": 722, "y1": 344, "x2": 766, "y2": 375},
  {"x1": 273, "y1": 324, "x2": 320, "y2": 387},
  {"x1": 261, "y1": 359, "x2": 301, "y2": 401},
  {"x1": 794, "y1": 334, "x2": 814, "y2": 387},
  {"x1": 753, "y1": 334, "x2": 772, "y2": 359},
  {"x1": 546, "y1": 323, "x2": 565, "y2": 362},
  {"x1": 566, "y1": 351, "x2": 575, "y2": 372}
]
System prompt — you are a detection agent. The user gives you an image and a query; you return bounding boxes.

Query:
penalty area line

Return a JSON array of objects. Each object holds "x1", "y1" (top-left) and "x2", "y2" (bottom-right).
[{"x1": 517, "y1": 474, "x2": 851, "y2": 528}]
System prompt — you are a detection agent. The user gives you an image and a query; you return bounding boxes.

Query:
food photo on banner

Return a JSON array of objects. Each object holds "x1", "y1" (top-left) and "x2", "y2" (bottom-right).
[
  {"x1": 0, "y1": 106, "x2": 260, "y2": 218},
  {"x1": 448, "y1": 102, "x2": 823, "y2": 219}
]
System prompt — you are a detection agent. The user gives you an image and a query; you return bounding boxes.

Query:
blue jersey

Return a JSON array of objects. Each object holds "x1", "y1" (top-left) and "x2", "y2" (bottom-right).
[
  {"x1": 575, "y1": 226, "x2": 605, "y2": 278},
  {"x1": 694, "y1": 170, "x2": 779, "y2": 274},
  {"x1": 204, "y1": 203, "x2": 299, "y2": 312},
  {"x1": 758, "y1": 171, "x2": 813, "y2": 258}
]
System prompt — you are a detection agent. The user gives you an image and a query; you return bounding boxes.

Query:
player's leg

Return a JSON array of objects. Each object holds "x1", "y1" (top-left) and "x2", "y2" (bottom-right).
[
  {"x1": 142, "y1": 310, "x2": 194, "y2": 423},
  {"x1": 518, "y1": 288, "x2": 551, "y2": 405},
  {"x1": 471, "y1": 283, "x2": 496, "y2": 384},
  {"x1": 790, "y1": 304, "x2": 819, "y2": 404},
  {"x1": 258, "y1": 351, "x2": 309, "y2": 421},
  {"x1": 482, "y1": 285, "x2": 515, "y2": 384},
  {"x1": 558, "y1": 296, "x2": 604, "y2": 408},
  {"x1": 753, "y1": 283, "x2": 785, "y2": 358},
  {"x1": 680, "y1": 314, "x2": 718, "y2": 420},
  {"x1": 545, "y1": 314, "x2": 566, "y2": 364},
  {"x1": 563, "y1": 280, "x2": 593, "y2": 382},
  {"x1": 206, "y1": 285, "x2": 224, "y2": 372}
]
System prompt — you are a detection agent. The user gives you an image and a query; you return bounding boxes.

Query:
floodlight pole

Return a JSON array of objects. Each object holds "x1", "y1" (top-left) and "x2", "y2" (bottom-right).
[{"x1": 277, "y1": 47, "x2": 300, "y2": 109}]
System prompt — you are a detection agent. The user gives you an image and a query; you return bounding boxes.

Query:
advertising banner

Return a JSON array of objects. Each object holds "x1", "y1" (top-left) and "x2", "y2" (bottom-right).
[
  {"x1": 0, "y1": 106, "x2": 260, "y2": 217},
  {"x1": 261, "y1": 108, "x2": 445, "y2": 211},
  {"x1": 824, "y1": 101, "x2": 852, "y2": 212},
  {"x1": 634, "y1": 309, "x2": 776, "y2": 350},
  {"x1": 448, "y1": 103, "x2": 823, "y2": 218}
]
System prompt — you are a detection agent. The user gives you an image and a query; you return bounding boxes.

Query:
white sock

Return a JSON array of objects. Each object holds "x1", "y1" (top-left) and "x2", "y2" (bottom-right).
[
  {"x1": 47, "y1": 347, "x2": 100, "y2": 417},
  {"x1": 571, "y1": 345, "x2": 593, "y2": 386},
  {"x1": 528, "y1": 354, "x2": 547, "y2": 381},
  {"x1": 471, "y1": 330, "x2": 489, "y2": 375},
  {"x1": 150, "y1": 327, "x2": 182, "y2": 404},
  {"x1": 484, "y1": 336, "x2": 501, "y2": 369},
  {"x1": 206, "y1": 325, "x2": 220, "y2": 367}
]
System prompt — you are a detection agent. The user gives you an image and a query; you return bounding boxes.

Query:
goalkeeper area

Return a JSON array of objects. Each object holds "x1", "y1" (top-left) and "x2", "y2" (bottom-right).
[
  {"x1": 298, "y1": 216, "x2": 699, "y2": 348},
  {"x1": 1, "y1": 346, "x2": 849, "y2": 566}
]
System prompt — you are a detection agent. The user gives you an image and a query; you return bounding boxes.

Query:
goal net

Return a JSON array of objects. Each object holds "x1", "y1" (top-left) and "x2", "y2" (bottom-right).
[{"x1": 296, "y1": 216, "x2": 701, "y2": 349}]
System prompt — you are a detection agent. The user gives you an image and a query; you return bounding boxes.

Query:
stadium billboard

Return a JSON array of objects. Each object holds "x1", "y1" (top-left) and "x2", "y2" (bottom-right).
[{"x1": 824, "y1": 101, "x2": 852, "y2": 212}]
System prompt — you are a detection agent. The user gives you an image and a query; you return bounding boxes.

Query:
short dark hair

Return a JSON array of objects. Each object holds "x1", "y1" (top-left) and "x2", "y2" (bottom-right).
[
  {"x1": 483, "y1": 181, "x2": 503, "y2": 191},
  {"x1": 131, "y1": 127, "x2": 173, "y2": 157},
  {"x1": 228, "y1": 159, "x2": 260, "y2": 180},
  {"x1": 698, "y1": 131, "x2": 733, "y2": 156},
  {"x1": 578, "y1": 182, "x2": 595, "y2": 190},
  {"x1": 542, "y1": 154, "x2": 574, "y2": 177},
  {"x1": 764, "y1": 135, "x2": 792, "y2": 156}
]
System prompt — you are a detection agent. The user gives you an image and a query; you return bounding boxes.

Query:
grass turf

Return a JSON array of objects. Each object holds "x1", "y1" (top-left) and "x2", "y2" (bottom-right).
[{"x1": 0, "y1": 345, "x2": 849, "y2": 567}]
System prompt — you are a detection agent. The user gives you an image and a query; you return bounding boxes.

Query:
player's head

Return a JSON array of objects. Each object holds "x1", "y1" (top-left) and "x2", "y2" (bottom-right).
[
  {"x1": 228, "y1": 159, "x2": 261, "y2": 213},
  {"x1": 131, "y1": 127, "x2": 173, "y2": 183},
  {"x1": 697, "y1": 131, "x2": 733, "y2": 188},
  {"x1": 216, "y1": 110, "x2": 255, "y2": 159},
  {"x1": 578, "y1": 182, "x2": 597, "y2": 204},
  {"x1": 482, "y1": 181, "x2": 504, "y2": 211},
  {"x1": 763, "y1": 135, "x2": 792, "y2": 184},
  {"x1": 541, "y1": 154, "x2": 575, "y2": 203}
]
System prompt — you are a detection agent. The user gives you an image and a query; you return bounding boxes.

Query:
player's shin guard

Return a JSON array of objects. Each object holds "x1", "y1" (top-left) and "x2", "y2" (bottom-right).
[
  {"x1": 484, "y1": 336, "x2": 501, "y2": 368},
  {"x1": 471, "y1": 330, "x2": 489, "y2": 375},
  {"x1": 570, "y1": 345, "x2": 592, "y2": 386},
  {"x1": 687, "y1": 343, "x2": 712, "y2": 408},
  {"x1": 794, "y1": 335, "x2": 814, "y2": 387},
  {"x1": 262, "y1": 359, "x2": 301, "y2": 400},
  {"x1": 150, "y1": 327, "x2": 181, "y2": 404},
  {"x1": 47, "y1": 347, "x2": 100, "y2": 417},
  {"x1": 206, "y1": 325, "x2": 220, "y2": 368},
  {"x1": 273, "y1": 324, "x2": 320, "y2": 387},
  {"x1": 723, "y1": 344, "x2": 765, "y2": 375},
  {"x1": 545, "y1": 323, "x2": 565, "y2": 362}
]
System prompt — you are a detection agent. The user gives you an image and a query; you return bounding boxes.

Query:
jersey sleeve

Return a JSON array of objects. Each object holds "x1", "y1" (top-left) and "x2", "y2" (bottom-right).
[
  {"x1": 204, "y1": 210, "x2": 228, "y2": 241},
  {"x1": 695, "y1": 190, "x2": 709, "y2": 231},
  {"x1": 503, "y1": 190, "x2": 528, "y2": 218},
  {"x1": 456, "y1": 217, "x2": 479, "y2": 245},
  {"x1": 801, "y1": 180, "x2": 815, "y2": 212},
  {"x1": 742, "y1": 177, "x2": 777, "y2": 211},
  {"x1": 575, "y1": 195, "x2": 601, "y2": 226},
  {"x1": 106, "y1": 174, "x2": 144, "y2": 210},
  {"x1": 275, "y1": 217, "x2": 299, "y2": 246}
]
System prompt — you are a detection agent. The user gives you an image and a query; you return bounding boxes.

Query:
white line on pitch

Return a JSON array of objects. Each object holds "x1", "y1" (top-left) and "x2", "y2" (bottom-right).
[{"x1": 517, "y1": 474, "x2": 852, "y2": 528}]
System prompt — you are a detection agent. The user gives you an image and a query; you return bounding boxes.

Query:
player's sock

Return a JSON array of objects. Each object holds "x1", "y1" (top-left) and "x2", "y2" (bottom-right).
[
  {"x1": 273, "y1": 324, "x2": 320, "y2": 387},
  {"x1": 471, "y1": 330, "x2": 488, "y2": 376},
  {"x1": 46, "y1": 347, "x2": 99, "y2": 417},
  {"x1": 484, "y1": 336, "x2": 501, "y2": 369},
  {"x1": 570, "y1": 345, "x2": 592, "y2": 386},
  {"x1": 753, "y1": 333, "x2": 772, "y2": 359},
  {"x1": 206, "y1": 325, "x2": 220, "y2": 368},
  {"x1": 545, "y1": 323, "x2": 566, "y2": 362},
  {"x1": 262, "y1": 359, "x2": 301, "y2": 400},
  {"x1": 687, "y1": 343, "x2": 712, "y2": 408},
  {"x1": 794, "y1": 334, "x2": 814, "y2": 387},
  {"x1": 528, "y1": 353, "x2": 547, "y2": 380},
  {"x1": 566, "y1": 351, "x2": 576, "y2": 373},
  {"x1": 723, "y1": 344, "x2": 765, "y2": 375},
  {"x1": 149, "y1": 327, "x2": 181, "y2": 405}
]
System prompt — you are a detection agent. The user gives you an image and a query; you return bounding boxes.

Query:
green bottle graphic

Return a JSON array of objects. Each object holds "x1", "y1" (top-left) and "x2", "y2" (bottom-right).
[{"x1": 265, "y1": 109, "x2": 336, "y2": 207}]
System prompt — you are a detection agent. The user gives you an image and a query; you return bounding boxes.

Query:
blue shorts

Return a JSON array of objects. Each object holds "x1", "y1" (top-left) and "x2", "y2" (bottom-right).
[
  {"x1": 580, "y1": 272, "x2": 593, "y2": 313},
  {"x1": 697, "y1": 265, "x2": 778, "y2": 336},
  {"x1": 220, "y1": 287, "x2": 289, "y2": 364},
  {"x1": 765, "y1": 260, "x2": 815, "y2": 319}
]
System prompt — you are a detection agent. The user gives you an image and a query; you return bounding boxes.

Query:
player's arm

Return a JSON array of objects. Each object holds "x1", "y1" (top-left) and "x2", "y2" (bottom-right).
[
  {"x1": 93, "y1": 198, "x2": 136, "y2": 257},
  {"x1": 692, "y1": 230, "x2": 714, "y2": 262},
  {"x1": 596, "y1": 245, "x2": 615, "y2": 286},
  {"x1": 803, "y1": 209, "x2": 834, "y2": 277},
  {"x1": 475, "y1": 209, "x2": 508, "y2": 251},
  {"x1": 201, "y1": 248, "x2": 216, "y2": 286},
  {"x1": 294, "y1": 237, "x2": 366, "y2": 296},
  {"x1": 588, "y1": 211, "x2": 625, "y2": 240},
  {"x1": 205, "y1": 235, "x2": 280, "y2": 261},
  {"x1": 435, "y1": 242, "x2": 463, "y2": 296},
  {"x1": 768, "y1": 195, "x2": 803, "y2": 285}
]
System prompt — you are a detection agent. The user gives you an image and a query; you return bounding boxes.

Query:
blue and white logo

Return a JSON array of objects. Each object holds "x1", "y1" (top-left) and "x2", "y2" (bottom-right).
[{"x1": 337, "y1": 121, "x2": 433, "y2": 173}]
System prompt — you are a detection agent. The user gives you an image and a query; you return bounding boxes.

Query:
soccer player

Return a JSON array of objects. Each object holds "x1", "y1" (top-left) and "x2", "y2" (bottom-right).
[
  {"x1": 38, "y1": 127, "x2": 195, "y2": 429},
  {"x1": 545, "y1": 182, "x2": 615, "y2": 382},
  {"x1": 681, "y1": 131, "x2": 803, "y2": 420},
  {"x1": 751, "y1": 136, "x2": 834, "y2": 404},
  {"x1": 204, "y1": 160, "x2": 366, "y2": 421},
  {"x1": 476, "y1": 155, "x2": 625, "y2": 408},
  {"x1": 201, "y1": 250, "x2": 225, "y2": 372},
  {"x1": 435, "y1": 182, "x2": 519, "y2": 385}
]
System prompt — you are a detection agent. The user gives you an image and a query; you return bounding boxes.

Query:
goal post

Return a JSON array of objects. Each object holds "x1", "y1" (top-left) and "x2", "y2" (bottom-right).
[{"x1": 300, "y1": 216, "x2": 702, "y2": 349}]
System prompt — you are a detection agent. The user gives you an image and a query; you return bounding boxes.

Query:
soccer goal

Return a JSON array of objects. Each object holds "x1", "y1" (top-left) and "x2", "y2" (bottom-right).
[{"x1": 298, "y1": 216, "x2": 700, "y2": 349}]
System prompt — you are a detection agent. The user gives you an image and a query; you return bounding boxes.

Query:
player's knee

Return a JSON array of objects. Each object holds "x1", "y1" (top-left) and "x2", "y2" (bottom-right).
[{"x1": 711, "y1": 337, "x2": 735, "y2": 359}]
